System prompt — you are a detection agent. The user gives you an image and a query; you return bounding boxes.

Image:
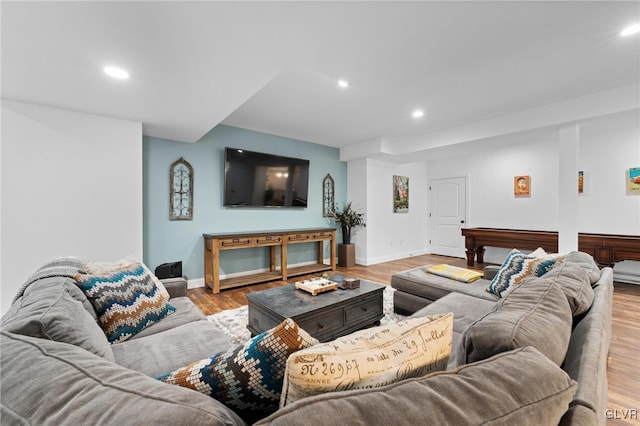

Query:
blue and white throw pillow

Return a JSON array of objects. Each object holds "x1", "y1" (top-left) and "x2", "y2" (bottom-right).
[
  {"x1": 158, "y1": 318, "x2": 318, "y2": 423},
  {"x1": 486, "y1": 249, "x2": 561, "y2": 297},
  {"x1": 75, "y1": 262, "x2": 175, "y2": 344}
]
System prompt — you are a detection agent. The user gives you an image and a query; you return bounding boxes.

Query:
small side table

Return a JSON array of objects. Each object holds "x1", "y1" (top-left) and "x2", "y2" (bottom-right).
[{"x1": 338, "y1": 243, "x2": 356, "y2": 267}]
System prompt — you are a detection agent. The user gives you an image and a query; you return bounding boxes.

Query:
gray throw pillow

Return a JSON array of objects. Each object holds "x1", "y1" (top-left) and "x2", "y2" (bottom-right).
[{"x1": 458, "y1": 278, "x2": 572, "y2": 366}]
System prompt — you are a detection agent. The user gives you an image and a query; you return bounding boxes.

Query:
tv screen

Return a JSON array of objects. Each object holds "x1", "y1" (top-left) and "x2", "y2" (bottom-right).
[{"x1": 224, "y1": 147, "x2": 310, "y2": 207}]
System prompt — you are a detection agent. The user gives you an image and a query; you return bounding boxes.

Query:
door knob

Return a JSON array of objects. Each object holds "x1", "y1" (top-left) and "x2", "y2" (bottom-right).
[{"x1": 461, "y1": 220, "x2": 465, "y2": 224}]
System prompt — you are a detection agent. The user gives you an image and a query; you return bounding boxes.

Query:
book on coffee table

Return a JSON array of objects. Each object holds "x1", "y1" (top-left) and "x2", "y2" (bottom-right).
[
  {"x1": 294, "y1": 278, "x2": 338, "y2": 296},
  {"x1": 425, "y1": 264, "x2": 483, "y2": 283}
]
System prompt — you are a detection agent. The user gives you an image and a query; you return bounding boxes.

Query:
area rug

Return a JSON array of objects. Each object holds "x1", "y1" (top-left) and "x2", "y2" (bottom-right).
[{"x1": 207, "y1": 286, "x2": 405, "y2": 346}]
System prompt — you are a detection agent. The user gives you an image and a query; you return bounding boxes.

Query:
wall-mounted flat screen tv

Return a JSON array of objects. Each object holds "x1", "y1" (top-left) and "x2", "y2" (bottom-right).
[{"x1": 224, "y1": 147, "x2": 310, "y2": 207}]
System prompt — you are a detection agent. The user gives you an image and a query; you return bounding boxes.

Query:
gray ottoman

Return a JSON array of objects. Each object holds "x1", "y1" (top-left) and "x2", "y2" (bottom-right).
[{"x1": 391, "y1": 265, "x2": 499, "y2": 315}]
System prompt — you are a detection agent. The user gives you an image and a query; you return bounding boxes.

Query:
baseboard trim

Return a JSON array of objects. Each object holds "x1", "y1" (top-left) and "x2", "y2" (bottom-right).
[{"x1": 359, "y1": 249, "x2": 431, "y2": 266}]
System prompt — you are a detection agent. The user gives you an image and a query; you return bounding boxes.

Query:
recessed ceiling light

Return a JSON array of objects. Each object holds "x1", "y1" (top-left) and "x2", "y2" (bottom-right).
[
  {"x1": 338, "y1": 79, "x2": 349, "y2": 89},
  {"x1": 103, "y1": 66, "x2": 130, "y2": 79},
  {"x1": 412, "y1": 109, "x2": 425, "y2": 119},
  {"x1": 620, "y1": 23, "x2": 640, "y2": 37}
]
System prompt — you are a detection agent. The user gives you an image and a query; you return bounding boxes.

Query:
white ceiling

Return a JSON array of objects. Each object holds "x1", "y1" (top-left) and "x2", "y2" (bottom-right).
[{"x1": 2, "y1": 1, "x2": 639, "y2": 158}]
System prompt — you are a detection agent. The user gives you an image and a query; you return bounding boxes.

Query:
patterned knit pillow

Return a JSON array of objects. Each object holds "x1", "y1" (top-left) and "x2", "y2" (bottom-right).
[
  {"x1": 74, "y1": 262, "x2": 175, "y2": 344},
  {"x1": 158, "y1": 318, "x2": 318, "y2": 423},
  {"x1": 486, "y1": 250, "x2": 561, "y2": 297}
]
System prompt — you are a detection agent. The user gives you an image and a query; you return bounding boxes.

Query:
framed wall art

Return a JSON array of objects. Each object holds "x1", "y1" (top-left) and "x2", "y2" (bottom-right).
[
  {"x1": 170, "y1": 157, "x2": 194, "y2": 220},
  {"x1": 578, "y1": 171, "x2": 584, "y2": 194},
  {"x1": 322, "y1": 173, "x2": 335, "y2": 217},
  {"x1": 393, "y1": 175, "x2": 409, "y2": 213},
  {"x1": 628, "y1": 167, "x2": 640, "y2": 194},
  {"x1": 514, "y1": 175, "x2": 530, "y2": 197}
]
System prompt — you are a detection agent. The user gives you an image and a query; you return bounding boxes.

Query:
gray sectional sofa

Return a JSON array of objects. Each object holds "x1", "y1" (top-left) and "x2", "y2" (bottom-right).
[
  {"x1": 392, "y1": 252, "x2": 613, "y2": 425},
  {"x1": 1, "y1": 253, "x2": 612, "y2": 425}
]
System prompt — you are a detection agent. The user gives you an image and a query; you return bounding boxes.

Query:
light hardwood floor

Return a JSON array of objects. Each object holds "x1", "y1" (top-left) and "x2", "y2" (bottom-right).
[{"x1": 188, "y1": 253, "x2": 640, "y2": 425}]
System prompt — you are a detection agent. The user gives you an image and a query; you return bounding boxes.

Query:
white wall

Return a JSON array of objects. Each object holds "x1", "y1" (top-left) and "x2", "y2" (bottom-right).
[
  {"x1": 429, "y1": 132, "x2": 560, "y2": 232},
  {"x1": 427, "y1": 110, "x2": 640, "y2": 264},
  {"x1": 578, "y1": 110, "x2": 640, "y2": 234},
  {"x1": 1, "y1": 100, "x2": 143, "y2": 313},
  {"x1": 349, "y1": 159, "x2": 429, "y2": 265}
]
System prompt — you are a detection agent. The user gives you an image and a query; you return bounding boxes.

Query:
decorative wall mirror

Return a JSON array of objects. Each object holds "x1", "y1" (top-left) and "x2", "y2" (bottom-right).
[
  {"x1": 170, "y1": 157, "x2": 194, "y2": 220},
  {"x1": 322, "y1": 173, "x2": 335, "y2": 217}
]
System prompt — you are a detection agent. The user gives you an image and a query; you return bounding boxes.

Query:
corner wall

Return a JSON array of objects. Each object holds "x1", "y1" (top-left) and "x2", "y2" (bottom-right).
[
  {"x1": 348, "y1": 109, "x2": 638, "y2": 267},
  {"x1": 349, "y1": 159, "x2": 429, "y2": 265},
  {"x1": 1, "y1": 100, "x2": 143, "y2": 313},
  {"x1": 428, "y1": 109, "x2": 640, "y2": 264}
]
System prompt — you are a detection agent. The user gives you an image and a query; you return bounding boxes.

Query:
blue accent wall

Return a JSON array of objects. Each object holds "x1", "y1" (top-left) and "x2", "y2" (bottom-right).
[{"x1": 143, "y1": 125, "x2": 347, "y2": 281}]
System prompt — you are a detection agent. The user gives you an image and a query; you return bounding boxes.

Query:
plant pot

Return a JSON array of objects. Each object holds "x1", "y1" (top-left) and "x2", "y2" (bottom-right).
[{"x1": 341, "y1": 226, "x2": 351, "y2": 245}]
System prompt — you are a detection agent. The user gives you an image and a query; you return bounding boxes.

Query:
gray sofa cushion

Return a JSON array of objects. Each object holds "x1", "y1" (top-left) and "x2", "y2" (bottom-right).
[
  {"x1": 391, "y1": 266, "x2": 499, "y2": 301},
  {"x1": 411, "y1": 292, "x2": 496, "y2": 369},
  {"x1": 2, "y1": 279, "x2": 113, "y2": 361},
  {"x1": 541, "y1": 262, "x2": 595, "y2": 315},
  {"x1": 18, "y1": 276, "x2": 98, "y2": 320},
  {"x1": 0, "y1": 331, "x2": 245, "y2": 426},
  {"x1": 11, "y1": 257, "x2": 86, "y2": 305},
  {"x1": 458, "y1": 278, "x2": 572, "y2": 366},
  {"x1": 129, "y1": 296, "x2": 206, "y2": 340},
  {"x1": 256, "y1": 347, "x2": 577, "y2": 426},
  {"x1": 562, "y1": 251, "x2": 601, "y2": 284},
  {"x1": 111, "y1": 320, "x2": 232, "y2": 377}
]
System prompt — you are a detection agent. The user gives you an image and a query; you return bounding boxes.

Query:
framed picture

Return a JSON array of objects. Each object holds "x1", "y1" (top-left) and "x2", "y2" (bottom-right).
[
  {"x1": 628, "y1": 167, "x2": 640, "y2": 194},
  {"x1": 170, "y1": 157, "x2": 194, "y2": 220},
  {"x1": 322, "y1": 174, "x2": 335, "y2": 217},
  {"x1": 578, "y1": 171, "x2": 584, "y2": 194},
  {"x1": 393, "y1": 175, "x2": 409, "y2": 213},
  {"x1": 514, "y1": 175, "x2": 530, "y2": 197}
]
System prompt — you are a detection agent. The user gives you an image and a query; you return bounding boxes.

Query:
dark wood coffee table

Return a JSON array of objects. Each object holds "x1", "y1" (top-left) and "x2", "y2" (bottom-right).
[{"x1": 246, "y1": 276, "x2": 385, "y2": 342}]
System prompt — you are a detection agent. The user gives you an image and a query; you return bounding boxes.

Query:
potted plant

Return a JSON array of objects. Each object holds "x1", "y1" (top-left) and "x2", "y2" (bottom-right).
[{"x1": 330, "y1": 202, "x2": 366, "y2": 244}]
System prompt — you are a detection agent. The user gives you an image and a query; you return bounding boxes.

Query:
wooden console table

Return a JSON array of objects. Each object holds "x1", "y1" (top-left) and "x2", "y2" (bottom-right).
[
  {"x1": 203, "y1": 228, "x2": 336, "y2": 294},
  {"x1": 461, "y1": 228, "x2": 558, "y2": 266},
  {"x1": 578, "y1": 233, "x2": 640, "y2": 267}
]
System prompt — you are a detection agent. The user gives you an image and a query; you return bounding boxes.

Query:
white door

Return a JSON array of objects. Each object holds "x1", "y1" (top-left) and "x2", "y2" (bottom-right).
[{"x1": 430, "y1": 177, "x2": 467, "y2": 258}]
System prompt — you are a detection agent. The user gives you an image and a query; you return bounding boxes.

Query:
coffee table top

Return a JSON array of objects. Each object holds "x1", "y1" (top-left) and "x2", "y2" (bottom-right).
[{"x1": 246, "y1": 277, "x2": 385, "y2": 319}]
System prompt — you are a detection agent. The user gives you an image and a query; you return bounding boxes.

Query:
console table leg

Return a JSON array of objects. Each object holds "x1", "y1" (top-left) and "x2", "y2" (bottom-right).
[
  {"x1": 330, "y1": 233, "x2": 336, "y2": 270},
  {"x1": 281, "y1": 242, "x2": 288, "y2": 280},
  {"x1": 269, "y1": 246, "x2": 276, "y2": 272},
  {"x1": 317, "y1": 241, "x2": 324, "y2": 264},
  {"x1": 212, "y1": 242, "x2": 220, "y2": 294}
]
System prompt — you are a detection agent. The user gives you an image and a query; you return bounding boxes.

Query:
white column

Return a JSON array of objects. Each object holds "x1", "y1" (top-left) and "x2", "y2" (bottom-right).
[
  {"x1": 347, "y1": 159, "x2": 368, "y2": 263},
  {"x1": 558, "y1": 125, "x2": 580, "y2": 253}
]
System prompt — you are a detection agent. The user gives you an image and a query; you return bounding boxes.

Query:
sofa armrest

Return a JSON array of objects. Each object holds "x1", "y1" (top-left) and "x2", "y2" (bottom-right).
[
  {"x1": 160, "y1": 277, "x2": 188, "y2": 298},
  {"x1": 483, "y1": 265, "x2": 500, "y2": 281}
]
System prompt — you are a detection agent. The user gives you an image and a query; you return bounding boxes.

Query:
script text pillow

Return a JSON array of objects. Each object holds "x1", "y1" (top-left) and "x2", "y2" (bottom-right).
[
  {"x1": 75, "y1": 262, "x2": 175, "y2": 344},
  {"x1": 158, "y1": 318, "x2": 318, "y2": 423},
  {"x1": 487, "y1": 249, "x2": 561, "y2": 297},
  {"x1": 280, "y1": 312, "x2": 453, "y2": 407}
]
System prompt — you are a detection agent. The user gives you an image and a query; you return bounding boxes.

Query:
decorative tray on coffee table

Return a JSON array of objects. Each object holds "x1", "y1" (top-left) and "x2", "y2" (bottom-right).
[{"x1": 294, "y1": 277, "x2": 338, "y2": 296}]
